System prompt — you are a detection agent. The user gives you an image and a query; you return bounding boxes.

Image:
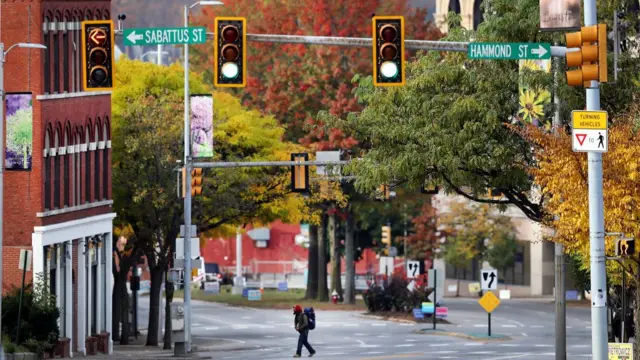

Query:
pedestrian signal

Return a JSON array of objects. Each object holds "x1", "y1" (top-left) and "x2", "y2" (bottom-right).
[
  {"x1": 616, "y1": 239, "x2": 635, "y2": 257},
  {"x1": 291, "y1": 153, "x2": 309, "y2": 193}
]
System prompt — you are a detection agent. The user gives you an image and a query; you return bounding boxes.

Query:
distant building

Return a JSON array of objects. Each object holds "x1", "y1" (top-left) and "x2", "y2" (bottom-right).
[
  {"x1": 1, "y1": 0, "x2": 114, "y2": 356},
  {"x1": 434, "y1": 0, "x2": 484, "y2": 32}
]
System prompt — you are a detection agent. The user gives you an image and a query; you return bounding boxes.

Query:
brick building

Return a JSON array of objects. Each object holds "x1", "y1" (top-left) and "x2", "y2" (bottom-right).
[{"x1": 1, "y1": 0, "x2": 114, "y2": 356}]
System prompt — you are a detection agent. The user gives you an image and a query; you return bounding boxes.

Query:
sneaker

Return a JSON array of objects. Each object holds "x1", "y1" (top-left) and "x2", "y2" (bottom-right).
[
  {"x1": 308, "y1": 352, "x2": 316, "y2": 357},
  {"x1": 293, "y1": 354, "x2": 301, "y2": 358}
]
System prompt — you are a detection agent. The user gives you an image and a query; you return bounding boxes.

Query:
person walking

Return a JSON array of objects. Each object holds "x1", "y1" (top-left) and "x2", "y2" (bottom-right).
[{"x1": 293, "y1": 304, "x2": 315, "y2": 357}]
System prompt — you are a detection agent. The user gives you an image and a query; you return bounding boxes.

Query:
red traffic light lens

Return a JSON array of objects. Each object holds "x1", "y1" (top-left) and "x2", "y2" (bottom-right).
[
  {"x1": 90, "y1": 48, "x2": 107, "y2": 65},
  {"x1": 222, "y1": 25, "x2": 240, "y2": 43},
  {"x1": 90, "y1": 67, "x2": 108, "y2": 84},
  {"x1": 221, "y1": 44, "x2": 239, "y2": 61},
  {"x1": 380, "y1": 25, "x2": 398, "y2": 42},
  {"x1": 380, "y1": 44, "x2": 398, "y2": 60}
]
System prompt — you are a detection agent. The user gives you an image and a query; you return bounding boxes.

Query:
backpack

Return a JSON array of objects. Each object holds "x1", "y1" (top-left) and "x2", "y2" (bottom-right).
[{"x1": 304, "y1": 307, "x2": 316, "y2": 330}]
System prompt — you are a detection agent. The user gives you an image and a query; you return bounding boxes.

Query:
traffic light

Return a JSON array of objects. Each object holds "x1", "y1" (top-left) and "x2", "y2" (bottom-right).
[
  {"x1": 488, "y1": 188, "x2": 503, "y2": 198},
  {"x1": 191, "y1": 168, "x2": 204, "y2": 196},
  {"x1": 565, "y1": 24, "x2": 608, "y2": 87},
  {"x1": 616, "y1": 239, "x2": 635, "y2": 257},
  {"x1": 81, "y1": 20, "x2": 115, "y2": 91},
  {"x1": 421, "y1": 182, "x2": 439, "y2": 195},
  {"x1": 381, "y1": 226, "x2": 391, "y2": 246},
  {"x1": 291, "y1": 153, "x2": 309, "y2": 193},
  {"x1": 214, "y1": 17, "x2": 246, "y2": 88},
  {"x1": 372, "y1": 16, "x2": 405, "y2": 86}
]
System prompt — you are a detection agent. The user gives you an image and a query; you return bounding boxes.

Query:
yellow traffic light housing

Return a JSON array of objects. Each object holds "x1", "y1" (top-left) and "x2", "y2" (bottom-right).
[
  {"x1": 377, "y1": 184, "x2": 390, "y2": 201},
  {"x1": 372, "y1": 16, "x2": 405, "y2": 86},
  {"x1": 81, "y1": 20, "x2": 115, "y2": 91},
  {"x1": 214, "y1": 17, "x2": 247, "y2": 88},
  {"x1": 565, "y1": 24, "x2": 608, "y2": 87},
  {"x1": 381, "y1": 225, "x2": 391, "y2": 245},
  {"x1": 191, "y1": 168, "x2": 203, "y2": 196},
  {"x1": 291, "y1": 153, "x2": 309, "y2": 193}
]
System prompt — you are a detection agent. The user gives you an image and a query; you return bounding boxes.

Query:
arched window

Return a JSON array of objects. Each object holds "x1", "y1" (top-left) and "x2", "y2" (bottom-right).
[
  {"x1": 102, "y1": 120, "x2": 108, "y2": 200},
  {"x1": 85, "y1": 123, "x2": 91, "y2": 203},
  {"x1": 76, "y1": 127, "x2": 82, "y2": 204},
  {"x1": 54, "y1": 127, "x2": 61, "y2": 209},
  {"x1": 53, "y1": 12, "x2": 61, "y2": 93},
  {"x1": 63, "y1": 12, "x2": 70, "y2": 93},
  {"x1": 44, "y1": 128, "x2": 51, "y2": 210},
  {"x1": 63, "y1": 126, "x2": 70, "y2": 207},
  {"x1": 94, "y1": 122, "x2": 100, "y2": 201},
  {"x1": 473, "y1": 0, "x2": 484, "y2": 30},
  {"x1": 43, "y1": 14, "x2": 52, "y2": 94}
]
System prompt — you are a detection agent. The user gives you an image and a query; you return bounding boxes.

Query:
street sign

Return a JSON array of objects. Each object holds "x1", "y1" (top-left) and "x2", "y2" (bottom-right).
[
  {"x1": 421, "y1": 302, "x2": 434, "y2": 314},
  {"x1": 479, "y1": 291, "x2": 500, "y2": 313},
  {"x1": 435, "y1": 307, "x2": 448, "y2": 319},
  {"x1": 248, "y1": 290, "x2": 261, "y2": 301},
  {"x1": 204, "y1": 281, "x2": 220, "y2": 294},
  {"x1": 481, "y1": 269, "x2": 498, "y2": 290},
  {"x1": 412, "y1": 308, "x2": 424, "y2": 319},
  {"x1": 572, "y1": 110, "x2": 608, "y2": 153},
  {"x1": 468, "y1": 282, "x2": 481, "y2": 293},
  {"x1": 18, "y1": 249, "x2": 32, "y2": 271},
  {"x1": 406, "y1": 260, "x2": 420, "y2": 278},
  {"x1": 123, "y1": 27, "x2": 207, "y2": 46},
  {"x1": 608, "y1": 343, "x2": 633, "y2": 359},
  {"x1": 277, "y1": 281, "x2": 289, "y2": 292},
  {"x1": 468, "y1": 42, "x2": 551, "y2": 60}
]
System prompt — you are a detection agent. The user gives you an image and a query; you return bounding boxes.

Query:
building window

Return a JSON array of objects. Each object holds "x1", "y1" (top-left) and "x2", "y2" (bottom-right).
[
  {"x1": 63, "y1": 148, "x2": 69, "y2": 207},
  {"x1": 103, "y1": 122, "x2": 108, "y2": 199},
  {"x1": 76, "y1": 134, "x2": 82, "y2": 203},
  {"x1": 473, "y1": 0, "x2": 484, "y2": 30},
  {"x1": 44, "y1": 131, "x2": 51, "y2": 210},
  {"x1": 449, "y1": 0, "x2": 461, "y2": 13},
  {"x1": 44, "y1": 17, "x2": 51, "y2": 94},
  {"x1": 53, "y1": 26, "x2": 60, "y2": 93},
  {"x1": 54, "y1": 131, "x2": 60, "y2": 209},
  {"x1": 85, "y1": 127, "x2": 90, "y2": 203},
  {"x1": 63, "y1": 21, "x2": 70, "y2": 93}
]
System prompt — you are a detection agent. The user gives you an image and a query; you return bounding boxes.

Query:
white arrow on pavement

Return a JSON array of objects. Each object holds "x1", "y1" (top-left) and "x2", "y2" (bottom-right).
[
  {"x1": 127, "y1": 30, "x2": 144, "y2": 45},
  {"x1": 531, "y1": 45, "x2": 548, "y2": 58}
]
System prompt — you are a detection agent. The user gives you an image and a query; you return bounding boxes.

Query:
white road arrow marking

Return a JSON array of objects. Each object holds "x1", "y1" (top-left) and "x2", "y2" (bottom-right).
[
  {"x1": 531, "y1": 45, "x2": 548, "y2": 58},
  {"x1": 127, "y1": 30, "x2": 144, "y2": 44}
]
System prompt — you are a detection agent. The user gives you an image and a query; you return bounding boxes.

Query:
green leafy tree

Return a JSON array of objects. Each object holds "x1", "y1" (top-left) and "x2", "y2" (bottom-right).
[
  {"x1": 112, "y1": 58, "x2": 337, "y2": 347},
  {"x1": 319, "y1": 0, "x2": 640, "y2": 223}
]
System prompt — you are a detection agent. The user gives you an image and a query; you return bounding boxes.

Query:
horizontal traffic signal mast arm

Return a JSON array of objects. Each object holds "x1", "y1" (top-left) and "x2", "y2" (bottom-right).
[{"x1": 192, "y1": 160, "x2": 350, "y2": 168}]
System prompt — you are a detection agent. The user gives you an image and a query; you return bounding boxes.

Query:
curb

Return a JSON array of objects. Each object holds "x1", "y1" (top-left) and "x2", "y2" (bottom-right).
[{"x1": 412, "y1": 329, "x2": 512, "y2": 341}]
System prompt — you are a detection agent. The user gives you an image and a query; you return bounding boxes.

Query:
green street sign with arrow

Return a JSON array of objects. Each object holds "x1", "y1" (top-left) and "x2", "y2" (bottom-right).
[
  {"x1": 468, "y1": 42, "x2": 551, "y2": 60},
  {"x1": 123, "y1": 27, "x2": 207, "y2": 46}
]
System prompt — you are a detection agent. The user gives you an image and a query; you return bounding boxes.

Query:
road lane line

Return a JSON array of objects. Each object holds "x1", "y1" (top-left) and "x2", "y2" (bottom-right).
[
  {"x1": 429, "y1": 343, "x2": 451, "y2": 347},
  {"x1": 521, "y1": 332, "x2": 528, "y2": 337},
  {"x1": 473, "y1": 324, "x2": 488, "y2": 327},
  {"x1": 395, "y1": 344, "x2": 415, "y2": 347},
  {"x1": 464, "y1": 343, "x2": 483, "y2": 346},
  {"x1": 529, "y1": 325, "x2": 544, "y2": 328},
  {"x1": 534, "y1": 344, "x2": 553, "y2": 347},
  {"x1": 501, "y1": 324, "x2": 517, "y2": 328},
  {"x1": 509, "y1": 319, "x2": 526, "y2": 327}
]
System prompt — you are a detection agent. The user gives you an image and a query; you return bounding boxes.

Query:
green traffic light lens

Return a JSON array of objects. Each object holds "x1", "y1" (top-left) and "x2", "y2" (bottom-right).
[
  {"x1": 221, "y1": 62, "x2": 239, "y2": 79},
  {"x1": 380, "y1": 61, "x2": 398, "y2": 79}
]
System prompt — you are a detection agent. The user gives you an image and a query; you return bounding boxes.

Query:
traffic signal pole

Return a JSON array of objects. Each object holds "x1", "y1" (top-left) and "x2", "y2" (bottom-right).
[{"x1": 583, "y1": 0, "x2": 608, "y2": 358}]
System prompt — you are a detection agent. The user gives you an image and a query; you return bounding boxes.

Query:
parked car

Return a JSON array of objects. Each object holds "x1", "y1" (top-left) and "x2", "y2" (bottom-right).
[{"x1": 204, "y1": 262, "x2": 234, "y2": 286}]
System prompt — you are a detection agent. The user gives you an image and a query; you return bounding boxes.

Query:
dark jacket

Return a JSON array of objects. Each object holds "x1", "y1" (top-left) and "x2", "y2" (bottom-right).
[{"x1": 294, "y1": 312, "x2": 309, "y2": 334}]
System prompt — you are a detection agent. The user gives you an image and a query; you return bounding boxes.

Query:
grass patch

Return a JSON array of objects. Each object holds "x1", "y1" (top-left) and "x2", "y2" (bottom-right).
[{"x1": 173, "y1": 288, "x2": 366, "y2": 311}]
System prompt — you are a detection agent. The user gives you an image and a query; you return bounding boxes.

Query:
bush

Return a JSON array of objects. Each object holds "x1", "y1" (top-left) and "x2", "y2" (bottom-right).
[
  {"x1": 1, "y1": 275, "x2": 59, "y2": 353},
  {"x1": 363, "y1": 270, "x2": 433, "y2": 314}
]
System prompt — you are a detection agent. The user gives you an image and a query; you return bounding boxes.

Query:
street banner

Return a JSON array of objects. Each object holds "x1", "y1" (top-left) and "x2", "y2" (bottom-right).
[
  {"x1": 5, "y1": 93, "x2": 33, "y2": 170},
  {"x1": 539, "y1": 0, "x2": 581, "y2": 30},
  {"x1": 518, "y1": 59, "x2": 551, "y2": 130},
  {"x1": 190, "y1": 94, "x2": 213, "y2": 158}
]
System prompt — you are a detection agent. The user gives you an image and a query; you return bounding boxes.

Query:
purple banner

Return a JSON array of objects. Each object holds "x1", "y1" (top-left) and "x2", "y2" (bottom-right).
[
  {"x1": 5, "y1": 93, "x2": 33, "y2": 170},
  {"x1": 190, "y1": 94, "x2": 213, "y2": 158}
]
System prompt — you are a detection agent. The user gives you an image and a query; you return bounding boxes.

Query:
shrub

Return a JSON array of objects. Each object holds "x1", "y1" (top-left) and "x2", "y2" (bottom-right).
[
  {"x1": 1, "y1": 275, "x2": 59, "y2": 351},
  {"x1": 4, "y1": 342, "x2": 16, "y2": 354},
  {"x1": 364, "y1": 269, "x2": 433, "y2": 314}
]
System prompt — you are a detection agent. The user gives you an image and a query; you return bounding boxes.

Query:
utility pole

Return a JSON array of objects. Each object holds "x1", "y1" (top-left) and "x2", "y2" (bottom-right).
[
  {"x1": 583, "y1": 0, "x2": 608, "y2": 358},
  {"x1": 553, "y1": 45, "x2": 566, "y2": 360},
  {"x1": 403, "y1": 203, "x2": 408, "y2": 259}
]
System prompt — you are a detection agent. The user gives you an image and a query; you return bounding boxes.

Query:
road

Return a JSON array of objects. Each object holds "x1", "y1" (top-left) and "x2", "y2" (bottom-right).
[{"x1": 138, "y1": 296, "x2": 595, "y2": 359}]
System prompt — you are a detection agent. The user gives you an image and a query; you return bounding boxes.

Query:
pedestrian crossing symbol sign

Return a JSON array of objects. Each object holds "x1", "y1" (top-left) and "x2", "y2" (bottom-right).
[
  {"x1": 479, "y1": 290, "x2": 500, "y2": 313},
  {"x1": 571, "y1": 110, "x2": 608, "y2": 153}
]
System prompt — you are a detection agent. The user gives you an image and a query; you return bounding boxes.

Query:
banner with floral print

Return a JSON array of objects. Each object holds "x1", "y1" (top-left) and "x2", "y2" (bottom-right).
[
  {"x1": 518, "y1": 60, "x2": 551, "y2": 131},
  {"x1": 5, "y1": 93, "x2": 33, "y2": 170},
  {"x1": 190, "y1": 94, "x2": 214, "y2": 158}
]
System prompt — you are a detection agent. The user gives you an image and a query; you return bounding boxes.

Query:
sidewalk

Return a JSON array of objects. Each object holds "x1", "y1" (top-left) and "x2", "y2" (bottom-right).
[{"x1": 89, "y1": 335, "x2": 238, "y2": 359}]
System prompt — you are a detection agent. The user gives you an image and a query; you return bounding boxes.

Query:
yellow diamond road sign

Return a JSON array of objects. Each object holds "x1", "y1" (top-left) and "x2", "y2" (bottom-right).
[{"x1": 479, "y1": 291, "x2": 500, "y2": 313}]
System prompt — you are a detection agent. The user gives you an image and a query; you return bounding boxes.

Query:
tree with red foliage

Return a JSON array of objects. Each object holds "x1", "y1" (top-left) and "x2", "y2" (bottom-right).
[
  {"x1": 403, "y1": 199, "x2": 440, "y2": 262},
  {"x1": 190, "y1": 0, "x2": 442, "y2": 147}
]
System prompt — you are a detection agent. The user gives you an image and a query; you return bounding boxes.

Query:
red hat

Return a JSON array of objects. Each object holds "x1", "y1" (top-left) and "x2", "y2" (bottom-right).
[{"x1": 293, "y1": 305, "x2": 302, "y2": 314}]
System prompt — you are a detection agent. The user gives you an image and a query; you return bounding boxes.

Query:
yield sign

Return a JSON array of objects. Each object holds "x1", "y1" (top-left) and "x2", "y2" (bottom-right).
[
  {"x1": 89, "y1": 28, "x2": 107, "y2": 46},
  {"x1": 575, "y1": 133, "x2": 587, "y2": 146}
]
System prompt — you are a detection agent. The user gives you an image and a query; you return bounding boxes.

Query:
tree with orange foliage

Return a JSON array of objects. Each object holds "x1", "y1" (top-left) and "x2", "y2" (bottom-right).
[{"x1": 517, "y1": 105, "x2": 640, "y2": 354}]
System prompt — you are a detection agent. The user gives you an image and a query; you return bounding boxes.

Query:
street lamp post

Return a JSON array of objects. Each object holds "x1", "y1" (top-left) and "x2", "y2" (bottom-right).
[
  {"x1": 179, "y1": 1, "x2": 223, "y2": 356},
  {"x1": 0, "y1": 41, "x2": 46, "y2": 360}
]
